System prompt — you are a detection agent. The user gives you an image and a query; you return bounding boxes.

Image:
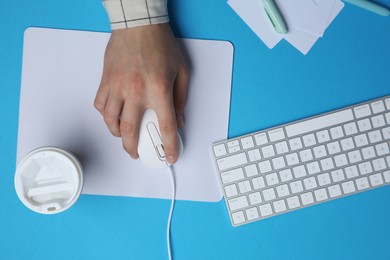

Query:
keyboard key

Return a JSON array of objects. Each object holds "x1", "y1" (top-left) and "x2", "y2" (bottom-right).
[
  {"x1": 361, "y1": 146, "x2": 376, "y2": 160},
  {"x1": 241, "y1": 136, "x2": 254, "y2": 149},
  {"x1": 286, "y1": 153, "x2": 300, "y2": 166},
  {"x1": 331, "y1": 169, "x2": 345, "y2": 182},
  {"x1": 276, "y1": 184, "x2": 290, "y2": 197},
  {"x1": 345, "y1": 165, "x2": 359, "y2": 179},
  {"x1": 286, "y1": 109, "x2": 354, "y2": 137},
  {"x1": 358, "y1": 162, "x2": 373, "y2": 175},
  {"x1": 227, "y1": 140, "x2": 239, "y2": 148},
  {"x1": 249, "y1": 192, "x2": 262, "y2": 205},
  {"x1": 386, "y1": 98, "x2": 390, "y2": 110},
  {"x1": 238, "y1": 180, "x2": 252, "y2": 193},
  {"x1": 255, "y1": 133, "x2": 268, "y2": 146},
  {"x1": 327, "y1": 141, "x2": 341, "y2": 155},
  {"x1": 317, "y1": 173, "x2": 331, "y2": 186},
  {"x1": 317, "y1": 130, "x2": 330, "y2": 143},
  {"x1": 245, "y1": 207, "x2": 260, "y2": 221},
  {"x1": 289, "y1": 137, "x2": 303, "y2": 151},
  {"x1": 232, "y1": 211, "x2": 245, "y2": 225},
  {"x1": 273, "y1": 200, "x2": 287, "y2": 213},
  {"x1": 382, "y1": 127, "x2": 390, "y2": 140},
  {"x1": 269, "y1": 128, "x2": 285, "y2": 142},
  {"x1": 314, "y1": 145, "x2": 327, "y2": 158},
  {"x1": 244, "y1": 164, "x2": 259, "y2": 177},
  {"x1": 387, "y1": 156, "x2": 390, "y2": 167},
  {"x1": 334, "y1": 154, "x2": 348, "y2": 167},
  {"x1": 259, "y1": 203, "x2": 273, "y2": 217},
  {"x1": 272, "y1": 156, "x2": 286, "y2": 170},
  {"x1": 227, "y1": 140, "x2": 241, "y2": 153},
  {"x1": 265, "y1": 172, "x2": 279, "y2": 186},
  {"x1": 290, "y1": 180, "x2": 304, "y2": 194},
  {"x1": 221, "y1": 168, "x2": 245, "y2": 184},
  {"x1": 340, "y1": 137, "x2": 355, "y2": 151},
  {"x1": 275, "y1": 141, "x2": 289, "y2": 154},
  {"x1": 354, "y1": 104, "x2": 371, "y2": 118},
  {"x1": 287, "y1": 196, "x2": 300, "y2": 209},
  {"x1": 320, "y1": 158, "x2": 334, "y2": 171},
  {"x1": 356, "y1": 177, "x2": 370, "y2": 190},
  {"x1": 368, "y1": 130, "x2": 382, "y2": 143},
  {"x1": 358, "y1": 118, "x2": 372, "y2": 132},
  {"x1": 300, "y1": 192, "x2": 314, "y2": 205},
  {"x1": 372, "y1": 158, "x2": 386, "y2": 171},
  {"x1": 213, "y1": 144, "x2": 227, "y2": 157},
  {"x1": 247, "y1": 149, "x2": 261, "y2": 162},
  {"x1": 314, "y1": 188, "x2": 328, "y2": 201},
  {"x1": 262, "y1": 188, "x2": 276, "y2": 201},
  {"x1": 371, "y1": 100, "x2": 385, "y2": 114},
  {"x1": 217, "y1": 153, "x2": 248, "y2": 171},
  {"x1": 224, "y1": 184, "x2": 238, "y2": 198},
  {"x1": 328, "y1": 184, "x2": 342, "y2": 198},
  {"x1": 302, "y1": 134, "x2": 317, "y2": 147},
  {"x1": 341, "y1": 181, "x2": 356, "y2": 194},
  {"x1": 330, "y1": 126, "x2": 344, "y2": 139},
  {"x1": 303, "y1": 177, "x2": 317, "y2": 190},
  {"x1": 228, "y1": 196, "x2": 249, "y2": 211},
  {"x1": 307, "y1": 161, "x2": 320, "y2": 175},
  {"x1": 375, "y1": 142, "x2": 390, "y2": 156},
  {"x1": 258, "y1": 160, "x2": 272, "y2": 173},
  {"x1": 371, "y1": 114, "x2": 386, "y2": 128},
  {"x1": 344, "y1": 123, "x2": 358, "y2": 138},
  {"x1": 386, "y1": 113, "x2": 390, "y2": 125},
  {"x1": 279, "y1": 169, "x2": 293, "y2": 182},
  {"x1": 252, "y1": 176, "x2": 265, "y2": 190},
  {"x1": 228, "y1": 146, "x2": 241, "y2": 153},
  {"x1": 348, "y1": 150, "x2": 362, "y2": 163},
  {"x1": 354, "y1": 134, "x2": 369, "y2": 147},
  {"x1": 262, "y1": 145, "x2": 276, "y2": 158},
  {"x1": 383, "y1": 171, "x2": 390, "y2": 183},
  {"x1": 293, "y1": 165, "x2": 307, "y2": 178},
  {"x1": 369, "y1": 173, "x2": 384, "y2": 187},
  {"x1": 300, "y1": 149, "x2": 314, "y2": 162}
]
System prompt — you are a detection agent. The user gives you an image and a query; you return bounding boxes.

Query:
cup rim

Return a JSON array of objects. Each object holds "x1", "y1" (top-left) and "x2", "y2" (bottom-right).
[{"x1": 14, "y1": 146, "x2": 83, "y2": 214}]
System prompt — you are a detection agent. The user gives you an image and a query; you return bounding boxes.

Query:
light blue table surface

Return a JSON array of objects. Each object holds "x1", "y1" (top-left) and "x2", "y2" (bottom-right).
[{"x1": 1, "y1": 0, "x2": 390, "y2": 259}]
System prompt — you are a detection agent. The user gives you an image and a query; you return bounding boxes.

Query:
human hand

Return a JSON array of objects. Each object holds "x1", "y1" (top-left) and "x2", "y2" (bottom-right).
[{"x1": 94, "y1": 23, "x2": 189, "y2": 164}]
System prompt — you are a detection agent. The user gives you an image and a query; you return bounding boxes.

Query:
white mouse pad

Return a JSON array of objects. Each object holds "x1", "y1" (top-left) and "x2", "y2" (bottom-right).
[{"x1": 17, "y1": 28, "x2": 233, "y2": 202}]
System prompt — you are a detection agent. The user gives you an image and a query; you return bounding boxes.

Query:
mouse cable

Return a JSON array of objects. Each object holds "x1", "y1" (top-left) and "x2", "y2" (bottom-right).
[{"x1": 167, "y1": 165, "x2": 176, "y2": 260}]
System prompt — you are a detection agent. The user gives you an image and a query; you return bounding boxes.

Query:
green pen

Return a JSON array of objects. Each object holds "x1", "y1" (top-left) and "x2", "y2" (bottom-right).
[
  {"x1": 262, "y1": 0, "x2": 288, "y2": 34},
  {"x1": 344, "y1": 0, "x2": 390, "y2": 16}
]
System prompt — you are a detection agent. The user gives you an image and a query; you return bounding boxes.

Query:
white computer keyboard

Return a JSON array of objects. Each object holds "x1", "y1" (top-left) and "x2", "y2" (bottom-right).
[{"x1": 211, "y1": 95, "x2": 390, "y2": 226}]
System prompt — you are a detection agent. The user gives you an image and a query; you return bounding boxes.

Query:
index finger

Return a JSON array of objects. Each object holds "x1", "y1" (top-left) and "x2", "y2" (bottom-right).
[{"x1": 154, "y1": 93, "x2": 179, "y2": 165}]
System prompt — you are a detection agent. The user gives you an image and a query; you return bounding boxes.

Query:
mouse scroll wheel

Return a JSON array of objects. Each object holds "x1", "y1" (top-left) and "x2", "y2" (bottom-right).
[{"x1": 156, "y1": 144, "x2": 165, "y2": 159}]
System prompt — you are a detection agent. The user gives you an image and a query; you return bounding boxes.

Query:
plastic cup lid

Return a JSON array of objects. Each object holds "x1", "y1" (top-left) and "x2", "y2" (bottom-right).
[{"x1": 14, "y1": 147, "x2": 83, "y2": 214}]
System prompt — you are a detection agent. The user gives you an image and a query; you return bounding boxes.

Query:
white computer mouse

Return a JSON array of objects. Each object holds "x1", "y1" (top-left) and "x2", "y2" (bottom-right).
[{"x1": 137, "y1": 108, "x2": 183, "y2": 168}]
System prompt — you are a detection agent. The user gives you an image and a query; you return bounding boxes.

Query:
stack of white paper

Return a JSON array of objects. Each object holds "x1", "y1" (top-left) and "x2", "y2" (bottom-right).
[{"x1": 228, "y1": 0, "x2": 344, "y2": 54}]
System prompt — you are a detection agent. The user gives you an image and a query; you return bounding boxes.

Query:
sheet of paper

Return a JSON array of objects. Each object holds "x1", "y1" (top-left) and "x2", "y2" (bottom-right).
[
  {"x1": 228, "y1": 0, "x2": 343, "y2": 54},
  {"x1": 293, "y1": 0, "x2": 337, "y2": 37},
  {"x1": 284, "y1": 1, "x2": 344, "y2": 54},
  {"x1": 326, "y1": 1, "x2": 344, "y2": 28},
  {"x1": 18, "y1": 28, "x2": 233, "y2": 202}
]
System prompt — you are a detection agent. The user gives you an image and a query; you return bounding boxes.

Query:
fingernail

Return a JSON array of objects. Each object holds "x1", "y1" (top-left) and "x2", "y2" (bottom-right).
[
  {"x1": 131, "y1": 153, "x2": 139, "y2": 160},
  {"x1": 167, "y1": 155, "x2": 177, "y2": 164}
]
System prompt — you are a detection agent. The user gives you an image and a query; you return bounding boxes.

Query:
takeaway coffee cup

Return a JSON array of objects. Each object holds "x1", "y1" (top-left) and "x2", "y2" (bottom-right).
[{"x1": 15, "y1": 147, "x2": 83, "y2": 214}]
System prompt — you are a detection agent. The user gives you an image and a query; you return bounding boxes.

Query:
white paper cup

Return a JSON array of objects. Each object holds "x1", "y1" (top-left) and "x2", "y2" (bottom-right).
[{"x1": 15, "y1": 147, "x2": 83, "y2": 214}]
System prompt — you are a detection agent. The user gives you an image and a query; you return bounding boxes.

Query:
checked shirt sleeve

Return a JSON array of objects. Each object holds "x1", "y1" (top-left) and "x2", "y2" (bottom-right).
[{"x1": 103, "y1": 0, "x2": 169, "y2": 30}]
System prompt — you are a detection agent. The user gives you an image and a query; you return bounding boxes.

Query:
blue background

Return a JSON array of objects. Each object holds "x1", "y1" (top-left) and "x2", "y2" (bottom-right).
[{"x1": 1, "y1": 0, "x2": 390, "y2": 259}]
